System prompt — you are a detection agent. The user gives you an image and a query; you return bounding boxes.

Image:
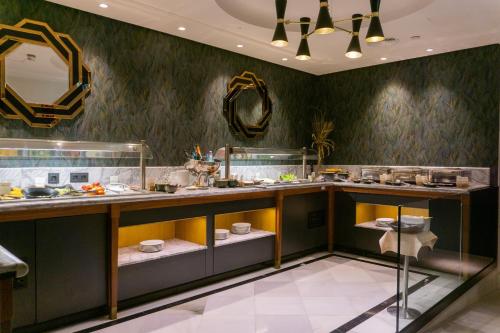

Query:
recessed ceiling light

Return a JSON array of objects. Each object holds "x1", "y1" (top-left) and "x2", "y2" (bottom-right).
[
  {"x1": 282, "y1": 57, "x2": 288, "y2": 61},
  {"x1": 380, "y1": 57, "x2": 387, "y2": 61},
  {"x1": 177, "y1": 26, "x2": 186, "y2": 31},
  {"x1": 426, "y1": 48, "x2": 434, "y2": 52},
  {"x1": 99, "y1": 3, "x2": 108, "y2": 8},
  {"x1": 236, "y1": 44, "x2": 244, "y2": 48}
]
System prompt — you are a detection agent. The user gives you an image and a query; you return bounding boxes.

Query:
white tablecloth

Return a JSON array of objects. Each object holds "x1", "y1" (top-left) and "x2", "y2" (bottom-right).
[
  {"x1": 0, "y1": 245, "x2": 29, "y2": 278},
  {"x1": 379, "y1": 231, "x2": 438, "y2": 259}
]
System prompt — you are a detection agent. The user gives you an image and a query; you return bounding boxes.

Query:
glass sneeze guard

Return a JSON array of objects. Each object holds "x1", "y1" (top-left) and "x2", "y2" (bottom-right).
[
  {"x1": 0, "y1": 138, "x2": 153, "y2": 189},
  {"x1": 214, "y1": 145, "x2": 318, "y2": 179},
  {"x1": 0, "y1": 138, "x2": 153, "y2": 160}
]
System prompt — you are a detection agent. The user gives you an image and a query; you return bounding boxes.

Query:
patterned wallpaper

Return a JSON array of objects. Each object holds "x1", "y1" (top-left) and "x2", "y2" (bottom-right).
[
  {"x1": 0, "y1": 0, "x2": 316, "y2": 166},
  {"x1": 0, "y1": 0, "x2": 498, "y2": 168},
  {"x1": 317, "y1": 44, "x2": 500, "y2": 167}
]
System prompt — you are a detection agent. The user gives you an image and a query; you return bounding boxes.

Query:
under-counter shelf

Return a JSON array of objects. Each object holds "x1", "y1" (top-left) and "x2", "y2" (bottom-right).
[
  {"x1": 118, "y1": 239, "x2": 207, "y2": 267},
  {"x1": 118, "y1": 216, "x2": 206, "y2": 267},
  {"x1": 215, "y1": 228, "x2": 275, "y2": 247}
]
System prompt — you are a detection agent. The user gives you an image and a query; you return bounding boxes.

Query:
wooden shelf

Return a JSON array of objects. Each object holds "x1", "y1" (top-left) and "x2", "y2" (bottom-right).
[
  {"x1": 118, "y1": 238, "x2": 207, "y2": 267},
  {"x1": 214, "y1": 228, "x2": 275, "y2": 247}
]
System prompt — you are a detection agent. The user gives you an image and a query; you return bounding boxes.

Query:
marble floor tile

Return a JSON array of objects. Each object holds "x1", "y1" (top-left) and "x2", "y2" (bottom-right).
[
  {"x1": 308, "y1": 315, "x2": 355, "y2": 333},
  {"x1": 254, "y1": 280, "x2": 301, "y2": 297},
  {"x1": 203, "y1": 295, "x2": 255, "y2": 317},
  {"x1": 302, "y1": 296, "x2": 357, "y2": 316},
  {"x1": 52, "y1": 253, "x2": 482, "y2": 333},
  {"x1": 255, "y1": 315, "x2": 313, "y2": 333},
  {"x1": 255, "y1": 296, "x2": 306, "y2": 315}
]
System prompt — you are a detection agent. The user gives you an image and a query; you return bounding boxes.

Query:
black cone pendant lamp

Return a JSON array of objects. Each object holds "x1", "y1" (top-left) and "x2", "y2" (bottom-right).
[
  {"x1": 295, "y1": 17, "x2": 311, "y2": 61},
  {"x1": 271, "y1": 0, "x2": 288, "y2": 47},
  {"x1": 345, "y1": 14, "x2": 363, "y2": 58},
  {"x1": 366, "y1": 0, "x2": 384, "y2": 43},
  {"x1": 314, "y1": 0, "x2": 334, "y2": 34}
]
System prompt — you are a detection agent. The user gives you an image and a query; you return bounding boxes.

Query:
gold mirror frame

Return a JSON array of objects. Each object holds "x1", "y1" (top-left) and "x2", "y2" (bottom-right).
[
  {"x1": 0, "y1": 19, "x2": 91, "y2": 128},
  {"x1": 223, "y1": 71, "x2": 272, "y2": 139}
]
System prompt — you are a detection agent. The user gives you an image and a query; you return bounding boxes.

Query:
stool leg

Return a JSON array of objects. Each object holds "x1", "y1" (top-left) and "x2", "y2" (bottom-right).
[
  {"x1": 402, "y1": 255, "x2": 409, "y2": 311},
  {"x1": 387, "y1": 255, "x2": 421, "y2": 320}
]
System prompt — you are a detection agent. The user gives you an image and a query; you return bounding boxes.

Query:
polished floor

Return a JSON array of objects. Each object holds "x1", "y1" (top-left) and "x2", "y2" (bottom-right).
[
  {"x1": 425, "y1": 289, "x2": 500, "y2": 333},
  {"x1": 51, "y1": 252, "x2": 470, "y2": 333}
]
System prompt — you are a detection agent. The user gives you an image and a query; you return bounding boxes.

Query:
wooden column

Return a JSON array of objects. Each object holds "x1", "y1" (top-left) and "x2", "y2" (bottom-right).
[
  {"x1": 327, "y1": 187, "x2": 335, "y2": 253},
  {"x1": 274, "y1": 191, "x2": 284, "y2": 269},
  {"x1": 0, "y1": 274, "x2": 13, "y2": 333},
  {"x1": 108, "y1": 204, "x2": 120, "y2": 320}
]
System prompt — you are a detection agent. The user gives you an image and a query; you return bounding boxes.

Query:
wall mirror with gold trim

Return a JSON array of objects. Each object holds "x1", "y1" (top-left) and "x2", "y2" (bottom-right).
[
  {"x1": 223, "y1": 71, "x2": 273, "y2": 139},
  {"x1": 0, "y1": 19, "x2": 91, "y2": 128}
]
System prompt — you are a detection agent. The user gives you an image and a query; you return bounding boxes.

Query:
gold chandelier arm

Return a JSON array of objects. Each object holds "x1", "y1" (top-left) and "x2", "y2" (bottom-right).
[{"x1": 285, "y1": 13, "x2": 372, "y2": 26}]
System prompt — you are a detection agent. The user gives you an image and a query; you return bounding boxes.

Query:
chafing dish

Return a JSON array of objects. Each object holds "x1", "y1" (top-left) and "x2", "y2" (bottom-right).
[
  {"x1": 390, "y1": 167, "x2": 428, "y2": 185},
  {"x1": 360, "y1": 167, "x2": 390, "y2": 182}
]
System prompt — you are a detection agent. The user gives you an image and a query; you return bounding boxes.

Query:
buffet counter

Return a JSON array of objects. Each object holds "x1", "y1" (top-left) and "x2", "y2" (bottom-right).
[
  {"x1": 0, "y1": 179, "x2": 494, "y2": 331},
  {"x1": 0, "y1": 181, "x2": 488, "y2": 214}
]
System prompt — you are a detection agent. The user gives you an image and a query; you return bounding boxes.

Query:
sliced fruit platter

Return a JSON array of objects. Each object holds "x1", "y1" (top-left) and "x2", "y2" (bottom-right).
[{"x1": 81, "y1": 182, "x2": 106, "y2": 195}]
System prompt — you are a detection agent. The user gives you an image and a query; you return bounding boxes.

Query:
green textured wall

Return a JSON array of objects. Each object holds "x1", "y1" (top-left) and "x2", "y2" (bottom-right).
[
  {"x1": 318, "y1": 44, "x2": 500, "y2": 167},
  {"x1": 0, "y1": 0, "x2": 316, "y2": 165}
]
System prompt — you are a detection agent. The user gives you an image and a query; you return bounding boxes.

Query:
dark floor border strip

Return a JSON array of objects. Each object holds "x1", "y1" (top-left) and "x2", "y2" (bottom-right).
[
  {"x1": 74, "y1": 253, "x2": 334, "y2": 333},
  {"x1": 333, "y1": 252, "x2": 435, "y2": 278},
  {"x1": 75, "y1": 253, "x2": 439, "y2": 333},
  {"x1": 331, "y1": 274, "x2": 439, "y2": 332}
]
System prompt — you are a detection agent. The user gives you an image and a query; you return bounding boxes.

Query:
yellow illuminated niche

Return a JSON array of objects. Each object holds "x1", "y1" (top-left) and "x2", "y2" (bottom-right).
[
  {"x1": 118, "y1": 217, "x2": 207, "y2": 248},
  {"x1": 355, "y1": 203, "x2": 428, "y2": 224},
  {"x1": 215, "y1": 208, "x2": 276, "y2": 233}
]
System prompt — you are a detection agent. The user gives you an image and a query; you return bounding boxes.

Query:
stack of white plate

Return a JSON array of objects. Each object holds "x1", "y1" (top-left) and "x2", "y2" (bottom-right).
[
  {"x1": 375, "y1": 217, "x2": 395, "y2": 227},
  {"x1": 215, "y1": 229, "x2": 230, "y2": 240},
  {"x1": 231, "y1": 222, "x2": 251, "y2": 235},
  {"x1": 400, "y1": 215, "x2": 432, "y2": 232},
  {"x1": 139, "y1": 239, "x2": 165, "y2": 253}
]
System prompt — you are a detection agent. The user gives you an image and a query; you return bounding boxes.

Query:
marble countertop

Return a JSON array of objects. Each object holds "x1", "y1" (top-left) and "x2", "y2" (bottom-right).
[{"x1": 0, "y1": 181, "x2": 490, "y2": 213}]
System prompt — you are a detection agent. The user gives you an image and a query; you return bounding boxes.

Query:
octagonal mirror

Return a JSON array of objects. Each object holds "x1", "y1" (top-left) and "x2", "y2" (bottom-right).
[
  {"x1": 0, "y1": 19, "x2": 91, "y2": 128},
  {"x1": 5, "y1": 43, "x2": 69, "y2": 105},
  {"x1": 223, "y1": 71, "x2": 273, "y2": 138}
]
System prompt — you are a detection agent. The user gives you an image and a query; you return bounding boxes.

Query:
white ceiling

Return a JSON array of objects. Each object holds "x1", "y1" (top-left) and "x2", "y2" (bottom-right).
[{"x1": 47, "y1": 0, "x2": 500, "y2": 75}]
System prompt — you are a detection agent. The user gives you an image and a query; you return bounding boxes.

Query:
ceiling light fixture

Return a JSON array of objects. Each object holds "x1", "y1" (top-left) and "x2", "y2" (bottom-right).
[
  {"x1": 177, "y1": 26, "x2": 186, "y2": 31},
  {"x1": 426, "y1": 48, "x2": 433, "y2": 52},
  {"x1": 366, "y1": 0, "x2": 384, "y2": 43},
  {"x1": 99, "y1": 3, "x2": 108, "y2": 9},
  {"x1": 271, "y1": 0, "x2": 288, "y2": 47},
  {"x1": 315, "y1": 0, "x2": 334, "y2": 35},
  {"x1": 380, "y1": 57, "x2": 387, "y2": 60},
  {"x1": 282, "y1": 57, "x2": 288, "y2": 61},
  {"x1": 271, "y1": 0, "x2": 385, "y2": 60},
  {"x1": 345, "y1": 14, "x2": 363, "y2": 59},
  {"x1": 237, "y1": 44, "x2": 244, "y2": 48},
  {"x1": 295, "y1": 17, "x2": 311, "y2": 61}
]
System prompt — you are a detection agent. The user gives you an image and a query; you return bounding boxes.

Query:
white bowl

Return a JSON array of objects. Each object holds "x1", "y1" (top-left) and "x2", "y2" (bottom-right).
[
  {"x1": 215, "y1": 229, "x2": 230, "y2": 240},
  {"x1": 139, "y1": 239, "x2": 165, "y2": 253},
  {"x1": 231, "y1": 222, "x2": 251, "y2": 235}
]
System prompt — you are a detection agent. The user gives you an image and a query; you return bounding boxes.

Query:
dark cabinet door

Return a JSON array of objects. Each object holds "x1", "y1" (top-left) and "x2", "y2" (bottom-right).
[
  {"x1": 35, "y1": 214, "x2": 107, "y2": 322},
  {"x1": 0, "y1": 221, "x2": 36, "y2": 328},
  {"x1": 282, "y1": 192, "x2": 328, "y2": 256}
]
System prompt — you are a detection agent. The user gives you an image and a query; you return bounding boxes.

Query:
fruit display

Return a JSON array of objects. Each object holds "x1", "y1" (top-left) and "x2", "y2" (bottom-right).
[
  {"x1": 279, "y1": 173, "x2": 297, "y2": 182},
  {"x1": 8, "y1": 187, "x2": 23, "y2": 198},
  {"x1": 81, "y1": 182, "x2": 105, "y2": 195}
]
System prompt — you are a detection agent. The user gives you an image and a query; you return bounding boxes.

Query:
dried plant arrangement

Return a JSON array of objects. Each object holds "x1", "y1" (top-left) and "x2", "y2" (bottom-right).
[{"x1": 311, "y1": 112, "x2": 334, "y2": 171}]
